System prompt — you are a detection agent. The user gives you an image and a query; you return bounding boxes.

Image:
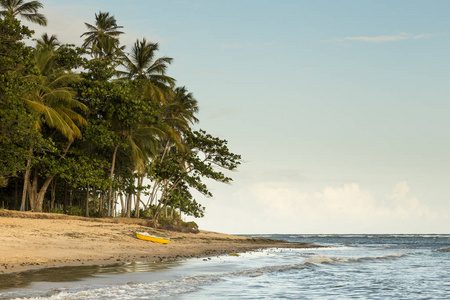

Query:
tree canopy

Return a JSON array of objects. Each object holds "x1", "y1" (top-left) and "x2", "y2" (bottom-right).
[{"x1": 0, "y1": 8, "x2": 241, "y2": 229}]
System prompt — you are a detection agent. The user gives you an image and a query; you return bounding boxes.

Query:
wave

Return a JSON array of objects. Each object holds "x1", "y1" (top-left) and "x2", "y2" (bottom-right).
[
  {"x1": 303, "y1": 253, "x2": 404, "y2": 265},
  {"x1": 10, "y1": 274, "x2": 224, "y2": 300},
  {"x1": 434, "y1": 247, "x2": 450, "y2": 253},
  {"x1": 10, "y1": 253, "x2": 407, "y2": 300}
]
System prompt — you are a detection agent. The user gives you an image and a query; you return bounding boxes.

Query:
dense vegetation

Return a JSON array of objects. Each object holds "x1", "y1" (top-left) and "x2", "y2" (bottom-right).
[{"x1": 0, "y1": 2, "x2": 241, "y2": 227}]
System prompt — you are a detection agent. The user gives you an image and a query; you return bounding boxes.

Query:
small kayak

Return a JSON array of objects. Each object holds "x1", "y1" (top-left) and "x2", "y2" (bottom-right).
[{"x1": 136, "y1": 231, "x2": 170, "y2": 244}]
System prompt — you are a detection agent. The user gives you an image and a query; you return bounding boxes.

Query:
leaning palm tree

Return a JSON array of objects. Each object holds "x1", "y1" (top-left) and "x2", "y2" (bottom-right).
[
  {"x1": 0, "y1": 0, "x2": 47, "y2": 26},
  {"x1": 81, "y1": 11, "x2": 124, "y2": 55},
  {"x1": 120, "y1": 38, "x2": 175, "y2": 103},
  {"x1": 36, "y1": 33, "x2": 59, "y2": 51}
]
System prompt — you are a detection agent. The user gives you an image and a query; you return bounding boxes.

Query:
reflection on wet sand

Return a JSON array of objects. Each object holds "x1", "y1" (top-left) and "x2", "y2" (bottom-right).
[{"x1": 0, "y1": 260, "x2": 183, "y2": 290}]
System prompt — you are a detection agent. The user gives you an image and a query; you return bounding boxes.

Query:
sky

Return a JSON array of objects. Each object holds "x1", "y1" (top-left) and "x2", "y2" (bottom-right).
[{"x1": 28, "y1": 0, "x2": 450, "y2": 234}]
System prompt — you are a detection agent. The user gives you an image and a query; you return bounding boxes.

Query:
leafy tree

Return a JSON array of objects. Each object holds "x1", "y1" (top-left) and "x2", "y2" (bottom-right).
[
  {"x1": 21, "y1": 48, "x2": 88, "y2": 212},
  {"x1": 0, "y1": 16, "x2": 43, "y2": 188},
  {"x1": 149, "y1": 129, "x2": 241, "y2": 223},
  {"x1": 0, "y1": 0, "x2": 47, "y2": 26},
  {"x1": 0, "y1": 10, "x2": 242, "y2": 225}
]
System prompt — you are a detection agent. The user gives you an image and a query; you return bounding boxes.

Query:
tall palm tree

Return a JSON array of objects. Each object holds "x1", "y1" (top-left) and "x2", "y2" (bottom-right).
[
  {"x1": 0, "y1": 0, "x2": 47, "y2": 26},
  {"x1": 120, "y1": 38, "x2": 175, "y2": 103},
  {"x1": 20, "y1": 49, "x2": 88, "y2": 212},
  {"x1": 81, "y1": 11, "x2": 124, "y2": 56},
  {"x1": 36, "y1": 33, "x2": 59, "y2": 51}
]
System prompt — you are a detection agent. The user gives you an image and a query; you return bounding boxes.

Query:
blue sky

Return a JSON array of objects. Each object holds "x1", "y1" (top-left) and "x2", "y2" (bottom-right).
[{"x1": 32, "y1": 0, "x2": 450, "y2": 233}]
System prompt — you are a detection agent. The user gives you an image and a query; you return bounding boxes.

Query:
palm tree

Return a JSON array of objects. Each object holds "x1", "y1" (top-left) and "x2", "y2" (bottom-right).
[
  {"x1": 36, "y1": 33, "x2": 59, "y2": 51},
  {"x1": 20, "y1": 49, "x2": 88, "y2": 212},
  {"x1": 107, "y1": 111, "x2": 168, "y2": 217},
  {"x1": 81, "y1": 11, "x2": 124, "y2": 56},
  {"x1": 145, "y1": 88, "x2": 199, "y2": 221},
  {"x1": 0, "y1": 0, "x2": 47, "y2": 26},
  {"x1": 92, "y1": 35, "x2": 126, "y2": 62},
  {"x1": 24, "y1": 49, "x2": 87, "y2": 140},
  {"x1": 168, "y1": 86, "x2": 199, "y2": 125},
  {"x1": 120, "y1": 38, "x2": 175, "y2": 103}
]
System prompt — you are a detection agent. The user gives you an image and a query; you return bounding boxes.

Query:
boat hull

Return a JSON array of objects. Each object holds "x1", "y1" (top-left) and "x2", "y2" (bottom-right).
[{"x1": 136, "y1": 232, "x2": 170, "y2": 244}]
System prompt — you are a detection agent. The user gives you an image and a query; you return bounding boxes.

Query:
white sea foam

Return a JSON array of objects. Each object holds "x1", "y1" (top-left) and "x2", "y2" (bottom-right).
[
  {"x1": 6, "y1": 235, "x2": 449, "y2": 300},
  {"x1": 435, "y1": 247, "x2": 450, "y2": 253}
]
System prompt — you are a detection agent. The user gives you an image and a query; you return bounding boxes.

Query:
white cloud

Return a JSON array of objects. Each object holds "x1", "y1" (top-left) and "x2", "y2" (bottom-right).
[
  {"x1": 197, "y1": 181, "x2": 446, "y2": 234},
  {"x1": 336, "y1": 32, "x2": 435, "y2": 43}
]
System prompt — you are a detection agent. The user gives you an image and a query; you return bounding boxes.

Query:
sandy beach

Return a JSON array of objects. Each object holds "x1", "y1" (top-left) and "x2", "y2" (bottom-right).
[{"x1": 0, "y1": 210, "x2": 313, "y2": 275}]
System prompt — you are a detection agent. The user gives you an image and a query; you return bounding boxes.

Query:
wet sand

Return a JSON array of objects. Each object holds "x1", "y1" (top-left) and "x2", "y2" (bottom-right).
[{"x1": 0, "y1": 210, "x2": 313, "y2": 275}]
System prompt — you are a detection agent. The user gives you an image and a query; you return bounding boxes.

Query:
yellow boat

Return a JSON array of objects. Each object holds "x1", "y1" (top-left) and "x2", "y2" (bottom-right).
[{"x1": 135, "y1": 231, "x2": 170, "y2": 244}]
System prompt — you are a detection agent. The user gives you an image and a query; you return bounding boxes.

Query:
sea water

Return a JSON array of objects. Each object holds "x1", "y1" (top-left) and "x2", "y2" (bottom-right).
[{"x1": 0, "y1": 235, "x2": 449, "y2": 299}]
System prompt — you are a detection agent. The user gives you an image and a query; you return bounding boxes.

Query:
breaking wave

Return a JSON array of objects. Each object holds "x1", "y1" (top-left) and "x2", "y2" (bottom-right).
[{"x1": 14, "y1": 253, "x2": 409, "y2": 300}]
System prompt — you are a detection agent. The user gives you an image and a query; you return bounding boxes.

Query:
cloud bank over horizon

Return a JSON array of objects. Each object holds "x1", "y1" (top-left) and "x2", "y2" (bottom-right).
[{"x1": 196, "y1": 181, "x2": 448, "y2": 234}]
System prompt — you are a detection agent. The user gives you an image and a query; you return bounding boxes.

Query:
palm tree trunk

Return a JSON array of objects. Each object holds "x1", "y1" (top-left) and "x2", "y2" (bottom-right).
[
  {"x1": 126, "y1": 193, "x2": 132, "y2": 218},
  {"x1": 134, "y1": 176, "x2": 143, "y2": 218},
  {"x1": 119, "y1": 191, "x2": 124, "y2": 217},
  {"x1": 107, "y1": 143, "x2": 120, "y2": 215},
  {"x1": 20, "y1": 157, "x2": 32, "y2": 211}
]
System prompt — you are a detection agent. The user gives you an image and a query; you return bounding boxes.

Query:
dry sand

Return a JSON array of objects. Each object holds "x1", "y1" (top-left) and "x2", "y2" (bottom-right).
[{"x1": 0, "y1": 210, "x2": 313, "y2": 274}]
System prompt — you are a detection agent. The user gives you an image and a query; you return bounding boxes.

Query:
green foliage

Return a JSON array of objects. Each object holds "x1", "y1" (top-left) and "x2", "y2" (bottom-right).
[
  {"x1": 0, "y1": 0, "x2": 47, "y2": 26},
  {"x1": 67, "y1": 206, "x2": 83, "y2": 216},
  {"x1": 0, "y1": 11, "x2": 242, "y2": 227},
  {"x1": 0, "y1": 16, "x2": 42, "y2": 186}
]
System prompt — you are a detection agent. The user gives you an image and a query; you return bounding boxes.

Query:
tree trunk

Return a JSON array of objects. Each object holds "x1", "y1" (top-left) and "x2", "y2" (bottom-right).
[
  {"x1": 107, "y1": 143, "x2": 120, "y2": 214},
  {"x1": 33, "y1": 175, "x2": 55, "y2": 212},
  {"x1": 51, "y1": 178, "x2": 57, "y2": 212},
  {"x1": 113, "y1": 191, "x2": 117, "y2": 217},
  {"x1": 126, "y1": 193, "x2": 132, "y2": 218},
  {"x1": 99, "y1": 191, "x2": 105, "y2": 217},
  {"x1": 85, "y1": 184, "x2": 90, "y2": 217},
  {"x1": 69, "y1": 186, "x2": 73, "y2": 208},
  {"x1": 20, "y1": 152, "x2": 32, "y2": 211},
  {"x1": 64, "y1": 181, "x2": 68, "y2": 213},
  {"x1": 27, "y1": 168, "x2": 38, "y2": 211},
  {"x1": 134, "y1": 176, "x2": 143, "y2": 218},
  {"x1": 119, "y1": 192, "x2": 124, "y2": 217}
]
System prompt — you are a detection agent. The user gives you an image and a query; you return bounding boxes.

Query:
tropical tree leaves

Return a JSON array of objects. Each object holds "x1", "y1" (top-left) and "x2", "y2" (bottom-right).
[{"x1": 0, "y1": 0, "x2": 47, "y2": 26}]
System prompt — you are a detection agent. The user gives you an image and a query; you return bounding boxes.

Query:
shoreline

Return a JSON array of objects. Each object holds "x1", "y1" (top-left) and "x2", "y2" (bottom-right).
[{"x1": 0, "y1": 210, "x2": 316, "y2": 275}]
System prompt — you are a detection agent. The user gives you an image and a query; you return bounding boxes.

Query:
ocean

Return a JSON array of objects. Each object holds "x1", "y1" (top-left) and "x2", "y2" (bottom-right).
[{"x1": 1, "y1": 234, "x2": 449, "y2": 299}]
